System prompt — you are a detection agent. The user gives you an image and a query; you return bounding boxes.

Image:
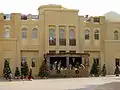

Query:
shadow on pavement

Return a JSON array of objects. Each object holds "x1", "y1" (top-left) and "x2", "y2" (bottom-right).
[
  {"x1": 95, "y1": 82, "x2": 120, "y2": 90},
  {"x1": 68, "y1": 82, "x2": 120, "y2": 90},
  {"x1": 68, "y1": 85, "x2": 98, "y2": 90}
]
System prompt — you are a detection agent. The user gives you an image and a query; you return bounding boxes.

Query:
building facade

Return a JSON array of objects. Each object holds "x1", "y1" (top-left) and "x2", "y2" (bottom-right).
[{"x1": 0, "y1": 4, "x2": 119, "y2": 76}]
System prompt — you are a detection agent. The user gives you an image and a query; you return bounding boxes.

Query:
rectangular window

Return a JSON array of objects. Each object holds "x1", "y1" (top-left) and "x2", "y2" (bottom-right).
[
  {"x1": 49, "y1": 38, "x2": 56, "y2": 45},
  {"x1": 21, "y1": 15, "x2": 28, "y2": 20},
  {"x1": 22, "y1": 32, "x2": 27, "y2": 39},
  {"x1": 94, "y1": 17, "x2": 100, "y2": 23},
  {"x1": 69, "y1": 39, "x2": 76, "y2": 46},
  {"x1": 4, "y1": 14, "x2": 11, "y2": 20},
  {"x1": 49, "y1": 50, "x2": 56, "y2": 54},
  {"x1": 59, "y1": 38, "x2": 66, "y2": 46},
  {"x1": 94, "y1": 34, "x2": 99, "y2": 40},
  {"x1": 4, "y1": 31, "x2": 10, "y2": 38},
  {"x1": 31, "y1": 15, "x2": 39, "y2": 20},
  {"x1": 32, "y1": 31, "x2": 37, "y2": 39},
  {"x1": 69, "y1": 51, "x2": 76, "y2": 53},
  {"x1": 85, "y1": 34, "x2": 89, "y2": 40},
  {"x1": 59, "y1": 28, "x2": 66, "y2": 46},
  {"x1": 59, "y1": 50, "x2": 66, "y2": 53},
  {"x1": 49, "y1": 28, "x2": 56, "y2": 46}
]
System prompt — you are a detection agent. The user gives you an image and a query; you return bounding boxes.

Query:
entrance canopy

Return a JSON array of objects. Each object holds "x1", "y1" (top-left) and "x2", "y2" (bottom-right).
[
  {"x1": 44, "y1": 52, "x2": 90, "y2": 70},
  {"x1": 44, "y1": 52, "x2": 90, "y2": 57}
]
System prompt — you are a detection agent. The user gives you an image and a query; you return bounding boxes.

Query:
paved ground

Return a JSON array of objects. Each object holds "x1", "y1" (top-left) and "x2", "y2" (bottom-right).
[{"x1": 0, "y1": 76, "x2": 120, "y2": 90}]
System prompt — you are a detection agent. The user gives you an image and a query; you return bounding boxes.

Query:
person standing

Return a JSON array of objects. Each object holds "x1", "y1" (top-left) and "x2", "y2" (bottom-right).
[{"x1": 28, "y1": 67, "x2": 33, "y2": 81}]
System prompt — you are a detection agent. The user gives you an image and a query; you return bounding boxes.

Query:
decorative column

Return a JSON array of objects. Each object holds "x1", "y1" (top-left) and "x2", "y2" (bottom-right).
[
  {"x1": 82, "y1": 56, "x2": 84, "y2": 64},
  {"x1": 66, "y1": 56, "x2": 69, "y2": 67},
  {"x1": 84, "y1": 55, "x2": 89, "y2": 67},
  {"x1": 46, "y1": 57, "x2": 50, "y2": 70}
]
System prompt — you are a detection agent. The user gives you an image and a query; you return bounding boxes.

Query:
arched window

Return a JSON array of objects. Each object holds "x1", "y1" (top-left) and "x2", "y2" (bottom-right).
[
  {"x1": 21, "y1": 27, "x2": 27, "y2": 39},
  {"x1": 85, "y1": 29, "x2": 90, "y2": 40},
  {"x1": 49, "y1": 28, "x2": 55, "y2": 40},
  {"x1": 94, "y1": 29, "x2": 100, "y2": 40},
  {"x1": 59, "y1": 29, "x2": 65, "y2": 39},
  {"x1": 114, "y1": 30, "x2": 119, "y2": 40},
  {"x1": 32, "y1": 28, "x2": 38, "y2": 39},
  {"x1": 59, "y1": 29, "x2": 66, "y2": 45},
  {"x1": 69, "y1": 28, "x2": 76, "y2": 46},
  {"x1": 69, "y1": 29, "x2": 75, "y2": 39},
  {"x1": 49, "y1": 28, "x2": 56, "y2": 45},
  {"x1": 4, "y1": 27, "x2": 10, "y2": 38}
]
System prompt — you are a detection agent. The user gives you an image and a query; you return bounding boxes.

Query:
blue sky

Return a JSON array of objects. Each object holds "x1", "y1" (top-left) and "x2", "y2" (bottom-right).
[{"x1": 0, "y1": 0, "x2": 119, "y2": 16}]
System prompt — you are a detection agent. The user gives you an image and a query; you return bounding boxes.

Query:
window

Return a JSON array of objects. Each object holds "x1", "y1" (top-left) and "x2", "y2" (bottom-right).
[
  {"x1": 32, "y1": 28, "x2": 38, "y2": 39},
  {"x1": 69, "y1": 51, "x2": 76, "y2": 53},
  {"x1": 85, "y1": 29, "x2": 90, "y2": 40},
  {"x1": 21, "y1": 57, "x2": 27, "y2": 67},
  {"x1": 114, "y1": 30, "x2": 119, "y2": 40},
  {"x1": 94, "y1": 17, "x2": 100, "y2": 23},
  {"x1": 4, "y1": 14, "x2": 11, "y2": 20},
  {"x1": 69, "y1": 29, "x2": 75, "y2": 39},
  {"x1": 59, "y1": 29, "x2": 66, "y2": 45},
  {"x1": 31, "y1": 15, "x2": 39, "y2": 20},
  {"x1": 49, "y1": 50, "x2": 56, "y2": 53},
  {"x1": 21, "y1": 27, "x2": 27, "y2": 40},
  {"x1": 94, "y1": 29, "x2": 100, "y2": 40},
  {"x1": 59, "y1": 50, "x2": 66, "y2": 53},
  {"x1": 21, "y1": 15, "x2": 28, "y2": 20},
  {"x1": 31, "y1": 58, "x2": 36, "y2": 67},
  {"x1": 69, "y1": 29, "x2": 76, "y2": 46},
  {"x1": 59, "y1": 29, "x2": 65, "y2": 39},
  {"x1": 4, "y1": 27, "x2": 10, "y2": 38},
  {"x1": 49, "y1": 28, "x2": 56, "y2": 45}
]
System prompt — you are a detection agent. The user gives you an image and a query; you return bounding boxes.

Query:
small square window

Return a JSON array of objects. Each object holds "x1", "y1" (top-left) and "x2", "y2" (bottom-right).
[{"x1": 94, "y1": 17, "x2": 100, "y2": 23}]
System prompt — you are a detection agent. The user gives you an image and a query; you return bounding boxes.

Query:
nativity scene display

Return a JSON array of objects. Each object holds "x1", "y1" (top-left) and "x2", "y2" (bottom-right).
[{"x1": 50, "y1": 57, "x2": 85, "y2": 71}]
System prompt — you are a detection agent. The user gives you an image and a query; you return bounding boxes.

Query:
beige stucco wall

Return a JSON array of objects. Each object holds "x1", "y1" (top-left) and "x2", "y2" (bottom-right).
[
  {"x1": 105, "y1": 40, "x2": 120, "y2": 74},
  {"x1": 0, "y1": 39, "x2": 17, "y2": 76},
  {"x1": 0, "y1": 4, "x2": 120, "y2": 76}
]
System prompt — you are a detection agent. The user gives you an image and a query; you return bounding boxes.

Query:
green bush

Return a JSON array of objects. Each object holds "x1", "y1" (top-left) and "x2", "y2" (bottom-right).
[
  {"x1": 21, "y1": 62, "x2": 29, "y2": 78},
  {"x1": 15, "y1": 67, "x2": 20, "y2": 78},
  {"x1": 90, "y1": 61, "x2": 99, "y2": 77},
  {"x1": 3, "y1": 60, "x2": 11, "y2": 79},
  {"x1": 38, "y1": 60, "x2": 49, "y2": 77},
  {"x1": 101, "y1": 64, "x2": 107, "y2": 76}
]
